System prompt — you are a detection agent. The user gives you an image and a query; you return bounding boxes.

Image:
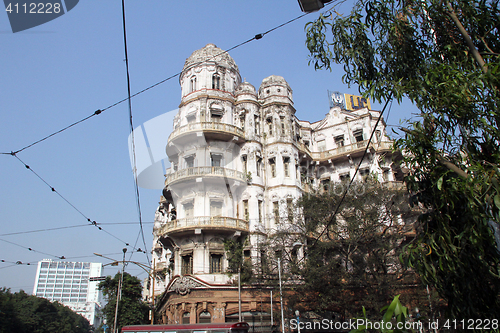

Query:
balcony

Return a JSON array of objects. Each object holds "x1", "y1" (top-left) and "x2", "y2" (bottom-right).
[
  {"x1": 295, "y1": 140, "x2": 394, "y2": 162},
  {"x1": 376, "y1": 140, "x2": 394, "y2": 151},
  {"x1": 168, "y1": 122, "x2": 245, "y2": 144},
  {"x1": 295, "y1": 141, "x2": 312, "y2": 159},
  {"x1": 310, "y1": 140, "x2": 371, "y2": 160},
  {"x1": 158, "y1": 216, "x2": 249, "y2": 235},
  {"x1": 165, "y1": 166, "x2": 246, "y2": 186},
  {"x1": 381, "y1": 181, "x2": 406, "y2": 190}
]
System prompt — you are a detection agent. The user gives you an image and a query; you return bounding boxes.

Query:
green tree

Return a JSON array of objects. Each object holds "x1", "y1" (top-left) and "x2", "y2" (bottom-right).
[
  {"x1": 305, "y1": 0, "x2": 500, "y2": 319},
  {"x1": 0, "y1": 288, "x2": 91, "y2": 333},
  {"x1": 224, "y1": 237, "x2": 253, "y2": 283},
  {"x1": 99, "y1": 272, "x2": 149, "y2": 332},
  {"x1": 266, "y1": 180, "x2": 422, "y2": 319}
]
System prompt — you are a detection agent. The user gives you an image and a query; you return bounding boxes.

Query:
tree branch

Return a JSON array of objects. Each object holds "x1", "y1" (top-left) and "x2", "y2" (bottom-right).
[{"x1": 445, "y1": 1, "x2": 488, "y2": 74}]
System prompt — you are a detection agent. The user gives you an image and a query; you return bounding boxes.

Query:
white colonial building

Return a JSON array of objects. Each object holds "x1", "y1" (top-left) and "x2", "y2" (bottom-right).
[{"x1": 146, "y1": 44, "x2": 402, "y2": 326}]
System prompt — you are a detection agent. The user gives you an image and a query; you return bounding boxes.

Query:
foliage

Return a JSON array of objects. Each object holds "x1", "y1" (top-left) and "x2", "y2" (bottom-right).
[
  {"x1": 350, "y1": 295, "x2": 416, "y2": 333},
  {"x1": 0, "y1": 287, "x2": 91, "y2": 333},
  {"x1": 305, "y1": 0, "x2": 500, "y2": 319},
  {"x1": 224, "y1": 237, "x2": 253, "y2": 283},
  {"x1": 99, "y1": 272, "x2": 149, "y2": 331},
  {"x1": 266, "y1": 179, "x2": 420, "y2": 319}
]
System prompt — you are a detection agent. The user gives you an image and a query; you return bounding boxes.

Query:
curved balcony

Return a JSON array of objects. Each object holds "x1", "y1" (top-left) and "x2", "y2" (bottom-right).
[
  {"x1": 165, "y1": 166, "x2": 246, "y2": 186},
  {"x1": 168, "y1": 122, "x2": 245, "y2": 144},
  {"x1": 158, "y1": 216, "x2": 249, "y2": 236}
]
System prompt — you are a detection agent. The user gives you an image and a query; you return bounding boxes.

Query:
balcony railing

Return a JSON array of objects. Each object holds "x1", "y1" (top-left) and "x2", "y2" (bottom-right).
[
  {"x1": 165, "y1": 166, "x2": 245, "y2": 185},
  {"x1": 295, "y1": 141, "x2": 312, "y2": 157},
  {"x1": 158, "y1": 216, "x2": 249, "y2": 235},
  {"x1": 296, "y1": 140, "x2": 394, "y2": 161},
  {"x1": 168, "y1": 122, "x2": 244, "y2": 142},
  {"x1": 376, "y1": 141, "x2": 394, "y2": 150},
  {"x1": 309, "y1": 140, "x2": 371, "y2": 160}
]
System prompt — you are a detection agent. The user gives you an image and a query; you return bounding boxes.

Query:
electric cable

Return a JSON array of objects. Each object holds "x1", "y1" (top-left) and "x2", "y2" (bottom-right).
[
  {"x1": 0, "y1": 224, "x2": 92, "y2": 236},
  {"x1": 0, "y1": 238, "x2": 66, "y2": 260},
  {"x1": 1, "y1": 11, "x2": 311, "y2": 156},
  {"x1": 0, "y1": 222, "x2": 155, "y2": 237},
  {"x1": 121, "y1": 0, "x2": 149, "y2": 266},
  {"x1": 10, "y1": 153, "x2": 139, "y2": 250},
  {"x1": 311, "y1": 94, "x2": 394, "y2": 246}
]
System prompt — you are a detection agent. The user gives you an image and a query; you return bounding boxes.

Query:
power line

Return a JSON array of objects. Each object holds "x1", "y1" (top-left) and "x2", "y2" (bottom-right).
[
  {"x1": 1, "y1": 9, "x2": 316, "y2": 268},
  {"x1": 0, "y1": 222, "x2": 155, "y2": 237},
  {"x1": 0, "y1": 110, "x2": 103, "y2": 156},
  {"x1": 1, "y1": 11, "x2": 311, "y2": 156},
  {"x1": 11, "y1": 153, "x2": 137, "y2": 249},
  {"x1": 0, "y1": 224, "x2": 91, "y2": 237},
  {"x1": 0, "y1": 238, "x2": 66, "y2": 260},
  {"x1": 311, "y1": 94, "x2": 394, "y2": 246},
  {"x1": 121, "y1": 0, "x2": 149, "y2": 266}
]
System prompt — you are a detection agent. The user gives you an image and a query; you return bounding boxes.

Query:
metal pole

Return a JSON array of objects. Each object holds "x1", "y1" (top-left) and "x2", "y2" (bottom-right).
[
  {"x1": 151, "y1": 258, "x2": 155, "y2": 324},
  {"x1": 238, "y1": 266, "x2": 242, "y2": 322},
  {"x1": 270, "y1": 290, "x2": 273, "y2": 327},
  {"x1": 278, "y1": 258, "x2": 284, "y2": 333},
  {"x1": 114, "y1": 248, "x2": 127, "y2": 333}
]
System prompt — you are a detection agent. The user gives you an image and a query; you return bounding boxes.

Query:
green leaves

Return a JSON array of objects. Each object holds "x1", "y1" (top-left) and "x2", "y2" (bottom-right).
[
  {"x1": 0, "y1": 288, "x2": 91, "y2": 333},
  {"x1": 305, "y1": 0, "x2": 500, "y2": 321},
  {"x1": 99, "y1": 272, "x2": 149, "y2": 331}
]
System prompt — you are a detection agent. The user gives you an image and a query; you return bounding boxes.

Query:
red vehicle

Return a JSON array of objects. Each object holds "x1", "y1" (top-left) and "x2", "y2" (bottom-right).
[{"x1": 121, "y1": 322, "x2": 250, "y2": 333}]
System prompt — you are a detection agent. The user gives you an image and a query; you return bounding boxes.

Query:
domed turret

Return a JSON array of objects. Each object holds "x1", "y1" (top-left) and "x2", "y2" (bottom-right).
[
  {"x1": 179, "y1": 43, "x2": 241, "y2": 99},
  {"x1": 258, "y1": 75, "x2": 293, "y2": 102},
  {"x1": 182, "y1": 43, "x2": 238, "y2": 74},
  {"x1": 236, "y1": 81, "x2": 257, "y2": 95}
]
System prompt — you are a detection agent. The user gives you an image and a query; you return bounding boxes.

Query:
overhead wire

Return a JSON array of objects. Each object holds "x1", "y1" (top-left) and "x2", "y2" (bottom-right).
[
  {"x1": 10, "y1": 153, "x2": 137, "y2": 250},
  {"x1": 0, "y1": 238, "x2": 66, "y2": 260},
  {"x1": 120, "y1": 0, "x2": 149, "y2": 265},
  {"x1": 0, "y1": 222, "x2": 154, "y2": 237},
  {"x1": 311, "y1": 94, "x2": 394, "y2": 246},
  {"x1": 1, "y1": 9, "x2": 317, "y2": 271},
  {"x1": 1, "y1": 10, "x2": 312, "y2": 156}
]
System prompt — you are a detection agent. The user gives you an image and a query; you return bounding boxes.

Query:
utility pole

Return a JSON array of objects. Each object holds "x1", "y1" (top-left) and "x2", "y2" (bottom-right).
[
  {"x1": 113, "y1": 248, "x2": 127, "y2": 333},
  {"x1": 238, "y1": 266, "x2": 242, "y2": 322},
  {"x1": 278, "y1": 258, "x2": 284, "y2": 333},
  {"x1": 151, "y1": 258, "x2": 155, "y2": 324}
]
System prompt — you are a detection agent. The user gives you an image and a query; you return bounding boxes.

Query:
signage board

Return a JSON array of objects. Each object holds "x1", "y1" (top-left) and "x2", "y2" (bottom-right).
[{"x1": 328, "y1": 91, "x2": 371, "y2": 111}]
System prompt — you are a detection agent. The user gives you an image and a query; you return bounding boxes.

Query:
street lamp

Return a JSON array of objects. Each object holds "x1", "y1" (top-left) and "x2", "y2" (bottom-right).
[
  {"x1": 297, "y1": 0, "x2": 333, "y2": 13},
  {"x1": 94, "y1": 251, "x2": 158, "y2": 327},
  {"x1": 112, "y1": 248, "x2": 127, "y2": 333}
]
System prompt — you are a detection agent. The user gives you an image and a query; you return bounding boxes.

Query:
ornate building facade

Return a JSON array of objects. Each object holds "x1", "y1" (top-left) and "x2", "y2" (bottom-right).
[{"x1": 147, "y1": 44, "x2": 403, "y2": 326}]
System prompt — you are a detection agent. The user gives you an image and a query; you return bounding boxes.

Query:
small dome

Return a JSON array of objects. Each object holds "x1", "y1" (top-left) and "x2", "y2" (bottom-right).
[
  {"x1": 259, "y1": 75, "x2": 290, "y2": 89},
  {"x1": 236, "y1": 81, "x2": 257, "y2": 95},
  {"x1": 183, "y1": 43, "x2": 238, "y2": 72}
]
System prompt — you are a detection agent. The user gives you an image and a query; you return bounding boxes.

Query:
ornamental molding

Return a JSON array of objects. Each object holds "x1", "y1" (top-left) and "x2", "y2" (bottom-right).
[{"x1": 168, "y1": 276, "x2": 204, "y2": 295}]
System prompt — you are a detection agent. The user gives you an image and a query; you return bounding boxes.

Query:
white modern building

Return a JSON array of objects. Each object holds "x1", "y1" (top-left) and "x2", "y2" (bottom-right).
[
  {"x1": 147, "y1": 44, "x2": 402, "y2": 325},
  {"x1": 33, "y1": 259, "x2": 104, "y2": 327}
]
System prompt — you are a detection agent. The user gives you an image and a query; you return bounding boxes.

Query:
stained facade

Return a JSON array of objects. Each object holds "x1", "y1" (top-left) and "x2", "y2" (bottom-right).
[{"x1": 146, "y1": 44, "x2": 402, "y2": 326}]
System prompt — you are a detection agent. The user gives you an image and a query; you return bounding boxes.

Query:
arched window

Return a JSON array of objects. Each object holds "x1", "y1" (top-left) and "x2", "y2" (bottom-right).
[
  {"x1": 190, "y1": 76, "x2": 197, "y2": 93},
  {"x1": 212, "y1": 74, "x2": 220, "y2": 90},
  {"x1": 182, "y1": 312, "x2": 190, "y2": 324},
  {"x1": 199, "y1": 311, "x2": 211, "y2": 323}
]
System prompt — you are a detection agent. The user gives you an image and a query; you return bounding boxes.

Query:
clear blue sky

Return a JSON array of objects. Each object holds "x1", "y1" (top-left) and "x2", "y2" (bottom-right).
[{"x1": 0, "y1": 1, "x2": 417, "y2": 292}]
